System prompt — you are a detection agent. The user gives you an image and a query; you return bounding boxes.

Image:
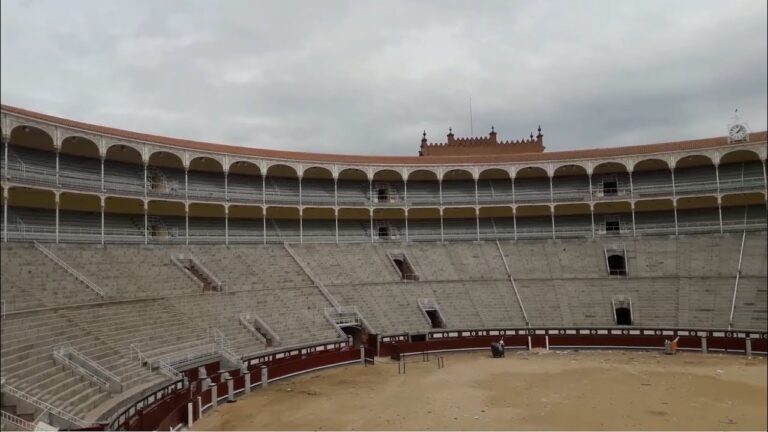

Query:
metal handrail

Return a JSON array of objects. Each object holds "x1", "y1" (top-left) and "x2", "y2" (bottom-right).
[
  {"x1": 53, "y1": 346, "x2": 111, "y2": 390},
  {"x1": 33, "y1": 242, "x2": 105, "y2": 296},
  {"x1": 0, "y1": 379, "x2": 89, "y2": 427},
  {"x1": 54, "y1": 344, "x2": 121, "y2": 391},
  {"x1": 1, "y1": 409, "x2": 36, "y2": 431}
]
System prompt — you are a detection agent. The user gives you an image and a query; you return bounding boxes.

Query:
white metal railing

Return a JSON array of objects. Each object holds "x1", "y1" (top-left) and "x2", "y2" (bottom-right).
[
  {"x1": 33, "y1": 242, "x2": 105, "y2": 296},
  {"x1": 241, "y1": 312, "x2": 281, "y2": 346},
  {"x1": 496, "y1": 239, "x2": 530, "y2": 326},
  {"x1": 0, "y1": 378, "x2": 89, "y2": 427},
  {"x1": 728, "y1": 231, "x2": 747, "y2": 330},
  {"x1": 283, "y1": 242, "x2": 341, "y2": 309},
  {"x1": 157, "y1": 359, "x2": 182, "y2": 381},
  {"x1": 53, "y1": 344, "x2": 122, "y2": 392},
  {"x1": 1, "y1": 409, "x2": 36, "y2": 431}
]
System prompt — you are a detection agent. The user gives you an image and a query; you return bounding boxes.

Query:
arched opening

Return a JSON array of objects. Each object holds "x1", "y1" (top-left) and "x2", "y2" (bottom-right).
[
  {"x1": 677, "y1": 196, "x2": 719, "y2": 233},
  {"x1": 478, "y1": 206, "x2": 514, "y2": 239},
  {"x1": 443, "y1": 207, "x2": 476, "y2": 241},
  {"x1": 615, "y1": 306, "x2": 632, "y2": 325},
  {"x1": 8, "y1": 126, "x2": 56, "y2": 186},
  {"x1": 104, "y1": 144, "x2": 144, "y2": 195},
  {"x1": 407, "y1": 208, "x2": 441, "y2": 241},
  {"x1": 372, "y1": 170, "x2": 404, "y2": 205},
  {"x1": 228, "y1": 161, "x2": 262, "y2": 203},
  {"x1": 338, "y1": 208, "x2": 370, "y2": 242},
  {"x1": 607, "y1": 254, "x2": 626, "y2": 276},
  {"x1": 187, "y1": 203, "x2": 225, "y2": 243},
  {"x1": 147, "y1": 151, "x2": 185, "y2": 198},
  {"x1": 59, "y1": 192, "x2": 101, "y2": 242},
  {"x1": 228, "y1": 205, "x2": 263, "y2": 243},
  {"x1": 592, "y1": 162, "x2": 629, "y2": 199},
  {"x1": 372, "y1": 208, "x2": 404, "y2": 241},
  {"x1": 552, "y1": 164, "x2": 590, "y2": 203},
  {"x1": 188, "y1": 156, "x2": 225, "y2": 201},
  {"x1": 147, "y1": 200, "x2": 187, "y2": 243},
  {"x1": 515, "y1": 205, "x2": 551, "y2": 239},
  {"x1": 265, "y1": 164, "x2": 299, "y2": 204},
  {"x1": 266, "y1": 206, "x2": 300, "y2": 242},
  {"x1": 337, "y1": 168, "x2": 369, "y2": 206},
  {"x1": 594, "y1": 201, "x2": 632, "y2": 236},
  {"x1": 674, "y1": 155, "x2": 716, "y2": 197},
  {"x1": 553, "y1": 203, "x2": 591, "y2": 238},
  {"x1": 719, "y1": 150, "x2": 764, "y2": 194},
  {"x1": 302, "y1": 167, "x2": 335, "y2": 206},
  {"x1": 478, "y1": 169, "x2": 512, "y2": 204},
  {"x1": 634, "y1": 199, "x2": 675, "y2": 235},
  {"x1": 442, "y1": 169, "x2": 475, "y2": 205},
  {"x1": 103, "y1": 196, "x2": 145, "y2": 242},
  {"x1": 406, "y1": 169, "x2": 439, "y2": 206},
  {"x1": 721, "y1": 192, "x2": 768, "y2": 231},
  {"x1": 6, "y1": 187, "x2": 56, "y2": 240},
  {"x1": 303, "y1": 207, "x2": 335, "y2": 242},
  {"x1": 632, "y1": 158, "x2": 672, "y2": 198},
  {"x1": 514, "y1": 166, "x2": 549, "y2": 204},
  {"x1": 59, "y1": 136, "x2": 101, "y2": 190}
]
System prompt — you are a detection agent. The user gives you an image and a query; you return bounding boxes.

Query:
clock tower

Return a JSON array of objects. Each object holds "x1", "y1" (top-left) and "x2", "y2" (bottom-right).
[{"x1": 727, "y1": 110, "x2": 749, "y2": 143}]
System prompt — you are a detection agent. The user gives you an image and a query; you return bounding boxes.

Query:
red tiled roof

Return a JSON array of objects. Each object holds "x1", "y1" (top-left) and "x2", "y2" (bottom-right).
[{"x1": 2, "y1": 104, "x2": 765, "y2": 165}]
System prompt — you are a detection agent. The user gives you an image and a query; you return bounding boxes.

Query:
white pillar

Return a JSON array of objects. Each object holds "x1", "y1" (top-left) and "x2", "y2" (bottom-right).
[
  {"x1": 260, "y1": 365, "x2": 268, "y2": 389},
  {"x1": 476, "y1": 207, "x2": 480, "y2": 241},
  {"x1": 299, "y1": 208, "x2": 303, "y2": 244},
  {"x1": 370, "y1": 208, "x2": 374, "y2": 243},
  {"x1": 405, "y1": 209, "x2": 409, "y2": 243},
  {"x1": 628, "y1": 170, "x2": 634, "y2": 199},
  {"x1": 3, "y1": 135, "x2": 8, "y2": 181},
  {"x1": 631, "y1": 203, "x2": 636, "y2": 237},
  {"x1": 701, "y1": 336, "x2": 708, "y2": 354},
  {"x1": 474, "y1": 178, "x2": 479, "y2": 207},
  {"x1": 225, "y1": 206, "x2": 229, "y2": 245},
  {"x1": 718, "y1": 197, "x2": 723, "y2": 234},
  {"x1": 334, "y1": 209, "x2": 339, "y2": 244},
  {"x1": 143, "y1": 162, "x2": 148, "y2": 198},
  {"x1": 185, "y1": 169, "x2": 189, "y2": 201},
  {"x1": 3, "y1": 189, "x2": 7, "y2": 243},
  {"x1": 55, "y1": 149, "x2": 60, "y2": 185},
  {"x1": 144, "y1": 202, "x2": 148, "y2": 245},
  {"x1": 512, "y1": 207, "x2": 517, "y2": 241},
  {"x1": 590, "y1": 204, "x2": 595, "y2": 238},
  {"x1": 745, "y1": 337, "x2": 752, "y2": 356},
  {"x1": 185, "y1": 205, "x2": 189, "y2": 246},
  {"x1": 439, "y1": 179, "x2": 443, "y2": 206},
  {"x1": 55, "y1": 195, "x2": 59, "y2": 243},
  {"x1": 100, "y1": 156, "x2": 105, "y2": 191},
  {"x1": 334, "y1": 177, "x2": 338, "y2": 208},
  {"x1": 673, "y1": 201, "x2": 679, "y2": 236},
  {"x1": 298, "y1": 175, "x2": 303, "y2": 208},
  {"x1": 262, "y1": 208, "x2": 267, "y2": 244},
  {"x1": 548, "y1": 175, "x2": 553, "y2": 204},
  {"x1": 224, "y1": 172, "x2": 228, "y2": 201},
  {"x1": 244, "y1": 368, "x2": 251, "y2": 393},
  {"x1": 101, "y1": 198, "x2": 105, "y2": 245},
  {"x1": 511, "y1": 176, "x2": 515, "y2": 206},
  {"x1": 550, "y1": 206, "x2": 555, "y2": 240},
  {"x1": 440, "y1": 208, "x2": 444, "y2": 242}
]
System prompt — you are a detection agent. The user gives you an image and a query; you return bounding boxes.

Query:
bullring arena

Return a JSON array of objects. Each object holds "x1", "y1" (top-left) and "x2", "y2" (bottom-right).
[{"x1": 0, "y1": 104, "x2": 766, "y2": 430}]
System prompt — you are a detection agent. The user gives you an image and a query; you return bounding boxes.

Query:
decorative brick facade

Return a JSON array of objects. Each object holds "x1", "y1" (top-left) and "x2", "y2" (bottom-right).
[{"x1": 419, "y1": 127, "x2": 545, "y2": 157}]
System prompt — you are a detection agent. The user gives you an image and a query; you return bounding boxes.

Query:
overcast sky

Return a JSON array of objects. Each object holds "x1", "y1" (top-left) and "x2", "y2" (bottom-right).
[{"x1": 1, "y1": 0, "x2": 766, "y2": 156}]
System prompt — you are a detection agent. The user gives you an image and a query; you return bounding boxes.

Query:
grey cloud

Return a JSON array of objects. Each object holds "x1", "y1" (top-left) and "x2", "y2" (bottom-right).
[{"x1": 2, "y1": 0, "x2": 765, "y2": 156}]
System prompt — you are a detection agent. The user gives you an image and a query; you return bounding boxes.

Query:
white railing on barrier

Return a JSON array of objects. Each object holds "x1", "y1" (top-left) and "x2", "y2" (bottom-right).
[
  {"x1": 1, "y1": 409, "x2": 36, "y2": 431},
  {"x1": 33, "y1": 242, "x2": 105, "y2": 296},
  {"x1": 0, "y1": 378, "x2": 89, "y2": 427},
  {"x1": 54, "y1": 344, "x2": 122, "y2": 392},
  {"x1": 158, "y1": 359, "x2": 182, "y2": 380},
  {"x1": 53, "y1": 346, "x2": 110, "y2": 390}
]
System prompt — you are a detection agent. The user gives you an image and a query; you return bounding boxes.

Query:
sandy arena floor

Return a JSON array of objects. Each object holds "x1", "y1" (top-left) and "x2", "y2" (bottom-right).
[{"x1": 192, "y1": 350, "x2": 767, "y2": 431}]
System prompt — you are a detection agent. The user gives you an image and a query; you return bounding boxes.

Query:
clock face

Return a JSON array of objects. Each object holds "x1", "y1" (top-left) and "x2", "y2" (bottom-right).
[{"x1": 729, "y1": 124, "x2": 747, "y2": 141}]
